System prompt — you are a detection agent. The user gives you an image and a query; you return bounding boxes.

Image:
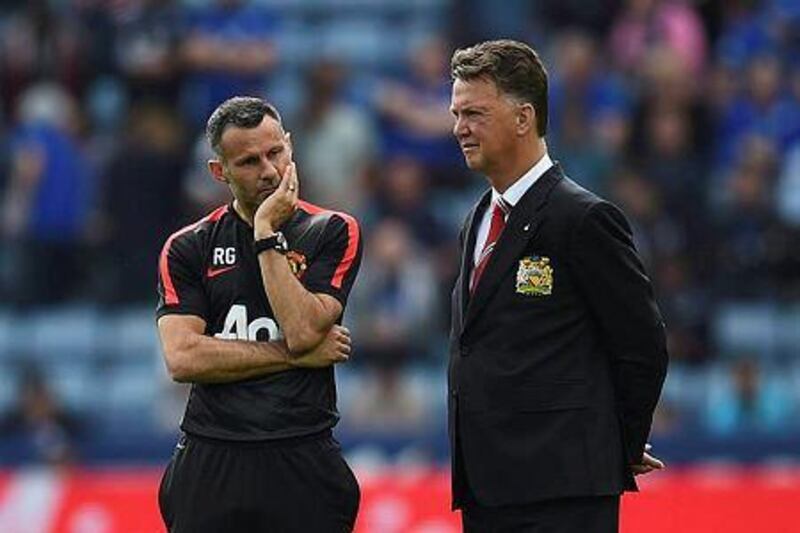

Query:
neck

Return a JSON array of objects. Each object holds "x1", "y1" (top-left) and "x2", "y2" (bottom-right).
[
  {"x1": 233, "y1": 199, "x2": 255, "y2": 227},
  {"x1": 488, "y1": 137, "x2": 546, "y2": 193}
]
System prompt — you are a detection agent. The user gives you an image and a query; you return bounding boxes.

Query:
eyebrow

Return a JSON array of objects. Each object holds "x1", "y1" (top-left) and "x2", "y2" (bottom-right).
[
  {"x1": 232, "y1": 153, "x2": 259, "y2": 164},
  {"x1": 451, "y1": 105, "x2": 489, "y2": 114},
  {"x1": 232, "y1": 144, "x2": 283, "y2": 164}
]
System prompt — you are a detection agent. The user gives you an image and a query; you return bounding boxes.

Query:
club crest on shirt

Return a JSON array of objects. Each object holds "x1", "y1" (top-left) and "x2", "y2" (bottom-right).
[
  {"x1": 286, "y1": 251, "x2": 307, "y2": 279},
  {"x1": 516, "y1": 256, "x2": 553, "y2": 296}
]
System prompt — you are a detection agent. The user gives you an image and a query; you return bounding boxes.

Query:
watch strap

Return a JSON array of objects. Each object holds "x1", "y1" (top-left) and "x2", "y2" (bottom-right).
[{"x1": 253, "y1": 233, "x2": 287, "y2": 255}]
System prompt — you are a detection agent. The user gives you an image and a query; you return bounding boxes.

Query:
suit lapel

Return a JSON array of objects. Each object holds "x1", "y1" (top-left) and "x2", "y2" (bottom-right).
[
  {"x1": 462, "y1": 164, "x2": 564, "y2": 334},
  {"x1": 460, "y1": 191, "x2": 491, "y2": 316}
]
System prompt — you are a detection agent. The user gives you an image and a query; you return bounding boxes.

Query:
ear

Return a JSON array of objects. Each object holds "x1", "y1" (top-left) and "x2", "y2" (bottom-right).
[
  {"x1": 516, "y1": 103, "x2": 535, "y2": 136},
  {"x1": 208, "y1": 159, "x2": 228, "y2": 184}
]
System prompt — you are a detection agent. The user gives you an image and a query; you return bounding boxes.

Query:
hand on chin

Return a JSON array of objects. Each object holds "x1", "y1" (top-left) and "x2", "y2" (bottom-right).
[{"x1": 254, "y1": 162, "x2": 300, "y2": 237}]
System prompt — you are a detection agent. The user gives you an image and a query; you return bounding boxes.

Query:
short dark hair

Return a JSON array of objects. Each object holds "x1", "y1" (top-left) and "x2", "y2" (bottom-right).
[
  {"x1": 451, "y1": 39, "x2": 548, "y2": 136},
  {"x1": 206, "y1": 96, "x2": 282, "y2": 156}
]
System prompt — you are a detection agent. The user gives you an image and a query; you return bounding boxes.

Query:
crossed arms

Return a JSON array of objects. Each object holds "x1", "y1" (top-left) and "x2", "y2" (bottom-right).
[
  {"x1": 158, "y1": 312, "x2": 351, "y2": 384},
  {"x1": 158, "y1": 250, "x2": 350, "y2": 384}
]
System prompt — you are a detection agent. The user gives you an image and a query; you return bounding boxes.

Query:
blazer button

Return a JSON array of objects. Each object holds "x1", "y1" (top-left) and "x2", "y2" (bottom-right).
[{"x1": 461, "y1": 345, "x2": 471, "y2": 357}]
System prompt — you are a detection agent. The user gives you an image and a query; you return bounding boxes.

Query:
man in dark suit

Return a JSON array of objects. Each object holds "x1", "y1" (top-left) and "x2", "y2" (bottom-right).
[{"x1": 447, "y1": 39, "x2": 669, "y2": 532}]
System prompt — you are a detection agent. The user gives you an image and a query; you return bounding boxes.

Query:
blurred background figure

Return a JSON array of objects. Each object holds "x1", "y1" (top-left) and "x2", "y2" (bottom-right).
[
  {"x1": 94, "y1": 102, "x2": 186, "y2": 305},
  {"x1": 1, "y1": 84, "x2": 93, "y2": 306},
  {"x1": 179, "y1": 0, "x2": 279, "y2": 128},
  {"x1": 115, "y1": 0, "x2": 183, "y2": 105},
  {"x1": 0, "y1": 365, "x2": 80, "y2": 467},
  {"x1": 706, "y1": 356, "x2": 794, "y2": 436},
  {"x1": 349, "y1": 218, "x2": 439, "y2": 372},
  {"x1": 608, "y1": 0, "x2": 707, "y2": 77},
  {"x1": 374, "y1": 36, "x2": 466, "y2": 188},
  {"x1": 0, "y1": 0, "x2": 798, "y2": 530},
  {"x1": 343, "y1": 218, "x2": 441, "y2": 463},
  {"x1": 291, "y1": 59, "x2": 376, "y2": 213}
]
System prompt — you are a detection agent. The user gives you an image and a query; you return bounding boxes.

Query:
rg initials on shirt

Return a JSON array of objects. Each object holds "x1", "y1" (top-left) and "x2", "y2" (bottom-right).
[{"x1": 213, "y1": 247, "x2": 236, "y2": 266}]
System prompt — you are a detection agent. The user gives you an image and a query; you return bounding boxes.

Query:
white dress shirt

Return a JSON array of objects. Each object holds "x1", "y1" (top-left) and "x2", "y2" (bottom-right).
[{"x1": 473, "y1": 153, "x2": 554, "y2": 267}]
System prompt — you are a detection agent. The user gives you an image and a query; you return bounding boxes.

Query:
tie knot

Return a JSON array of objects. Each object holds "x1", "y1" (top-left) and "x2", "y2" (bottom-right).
[{"x1": 494, "y1": 198, "x2": 510, "y2": 217}]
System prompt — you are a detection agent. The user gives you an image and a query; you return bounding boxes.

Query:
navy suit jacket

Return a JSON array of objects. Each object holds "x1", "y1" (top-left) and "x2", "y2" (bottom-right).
[{"x1": 448, "y1": 163, "x2": 668, "y2": 508}]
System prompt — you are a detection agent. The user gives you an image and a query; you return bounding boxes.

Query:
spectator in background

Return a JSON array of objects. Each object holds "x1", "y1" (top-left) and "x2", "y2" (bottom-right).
[
  {"x1": 375, "y1": 36, "x2": 465, "y2": 188},
  {"x1": 364, "y1": 156, "x2": 448, "y2": 250},
  {"x1": 549, "y1": 30, "x2": 629, "y2": 140},
  {"x1": 547, "y1": 30, "x2": 625, "y2": 193},
  {"x1": 179, "y1": 0, "x2": 279, "y2": 128},
  {"x1": 777, "y1": 141, "x2": 800, "y2": 226},
  {"x1": 345, "y1": 218, "x2": 444, "y2": 436},
  {"x1": 705, "y1": 60, "x2": 740, "y2": 118},
  {"x1": 291, "y1": 60, "x2": 376, "y2": 213},
  {"x1": 609, "y1": 165, "x2": 686, "y2": 270},
  {"x1": 608, "y1": 0, "x2": 707, "y2": 77},
  {"x1": 1, "y1": 84, "x2": 93, "y2": 305},
  {"x1": 629, "y1": 44, "x2": 714, "y2": 182},
  {"x1": 715, "y1": 53, "x2": 800, "y2": 170},
  {"x1": 638, "y1": 106, "x2": 710, "y2": 251},
  {"x1": 361, "y1": 156, "x2": 457, "y2": 320},
  {"x1": 96, "y1": 103, "x2": 186, "y2": 305},
  {"x1": 714, "y1": 136, "x2": 800, "y2": 298},
  {"x1": 538, "y1": 0, "x2": 621, "y2": 38},
  {"x1": 551, "y1": 104, "x2": 615, "y2": 196},
  {"x1": 0, "y1": 365, "x2": 80, "y2": 466},
  {"x1": 706, "y1": 357, "x2": 794, "y2": 435},
  {"x1": 713, "y1": 0, "x2": 793, "y2": 71},
  {"x1": 349, "y1": 218, "x2": 440, "y2": 370},
  {"x1": 640, "y1": 107, "x2": 703, "y2": 202},
  {"x1": 0, "y1": 1, "x2": 90, "y2": 113},
  {"x1": 115, "y1": 0, "x2": 183, "y2": 105}
]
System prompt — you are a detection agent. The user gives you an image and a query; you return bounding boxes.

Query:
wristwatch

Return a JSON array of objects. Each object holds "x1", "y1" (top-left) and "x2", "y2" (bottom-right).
[{"x1": 253, "y1": 231, "x2": 289, "y2": 255}]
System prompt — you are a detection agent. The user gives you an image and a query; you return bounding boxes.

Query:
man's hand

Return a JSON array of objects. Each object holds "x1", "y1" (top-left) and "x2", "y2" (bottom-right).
[
  {"x1": 254, "y1": 161, "x2": 299, "y2": 239},
  {"x1": 631, "y1": 443, "x2": 666, "y2": 476},
  {"x1": 289, "y1": 325, "x2": 351, "y2": 368}
]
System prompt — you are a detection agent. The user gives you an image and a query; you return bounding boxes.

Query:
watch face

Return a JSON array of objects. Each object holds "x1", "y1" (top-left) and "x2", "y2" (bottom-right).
[{"x1": 276, "y1": 232, "x2": 288, "y2": 252}]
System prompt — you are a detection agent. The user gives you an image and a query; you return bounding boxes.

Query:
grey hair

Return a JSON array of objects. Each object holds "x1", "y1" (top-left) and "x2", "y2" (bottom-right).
[{"x1": 451, "y1": 39, "x2": 549, "y2": 136}]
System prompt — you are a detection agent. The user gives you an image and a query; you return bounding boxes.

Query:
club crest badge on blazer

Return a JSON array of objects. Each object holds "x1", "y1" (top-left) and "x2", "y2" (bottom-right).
[{"x1": 516, "y1": 256, "x2": 554, "y2": 295}]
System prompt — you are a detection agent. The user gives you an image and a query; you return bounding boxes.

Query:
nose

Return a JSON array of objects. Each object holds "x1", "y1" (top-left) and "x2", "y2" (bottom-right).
[
  {"x1": 453, "y1": 115, "x2": 468, "y2": 139},
  {"x1": 259, "y1": 154, "x2": 279, "y2": 180}
]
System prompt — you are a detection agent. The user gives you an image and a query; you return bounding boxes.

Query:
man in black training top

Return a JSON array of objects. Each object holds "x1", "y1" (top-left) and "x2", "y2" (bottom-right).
[{"x1": 156, "y1": 96, "x2": 363, "y2": 532}]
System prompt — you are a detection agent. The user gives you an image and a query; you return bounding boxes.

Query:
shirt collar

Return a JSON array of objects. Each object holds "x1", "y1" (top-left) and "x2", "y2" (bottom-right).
[{"x1": 491, "y1": 152, "x2": 553, "y2": 209}]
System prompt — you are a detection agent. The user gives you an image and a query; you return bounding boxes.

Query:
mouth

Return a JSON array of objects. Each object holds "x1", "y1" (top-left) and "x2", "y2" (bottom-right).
[{"x1": 461, "y1": 142, "x2": 479, "y2": 152}]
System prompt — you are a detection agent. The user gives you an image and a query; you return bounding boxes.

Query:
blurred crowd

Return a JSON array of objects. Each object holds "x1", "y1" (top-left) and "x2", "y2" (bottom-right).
[{"x1": 1, "y1": 0, "x2": 800, "y2": 466}]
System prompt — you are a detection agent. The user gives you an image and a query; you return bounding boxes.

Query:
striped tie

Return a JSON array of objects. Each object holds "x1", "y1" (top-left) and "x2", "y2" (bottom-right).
[{"x1": 470, "y1": 199, "x2": 509, "y2": 294}]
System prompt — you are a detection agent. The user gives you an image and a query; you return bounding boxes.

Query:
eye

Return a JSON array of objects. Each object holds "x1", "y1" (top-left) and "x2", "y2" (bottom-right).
[
  {"x1": 238, "y1": 156, "x2": 259, "y2": 166},
  {"x1": 268, "y1": 147, "x2": 283, "y2": 158}
]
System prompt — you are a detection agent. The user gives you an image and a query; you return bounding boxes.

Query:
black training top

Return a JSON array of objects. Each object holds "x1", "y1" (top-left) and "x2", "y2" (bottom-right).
[{"x1": 156, "y1": 200, "x2": 362, "y2": 441}]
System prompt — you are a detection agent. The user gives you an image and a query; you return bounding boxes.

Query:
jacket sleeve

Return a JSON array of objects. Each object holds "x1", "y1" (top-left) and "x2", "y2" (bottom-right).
[{"x1": 568, "y1": 201, "x2": 669, "y2": 464}]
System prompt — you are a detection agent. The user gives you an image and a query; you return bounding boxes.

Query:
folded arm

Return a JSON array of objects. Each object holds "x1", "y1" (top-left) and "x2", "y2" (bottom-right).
[
  {"x1": 158, "y1": 314, "x2": 350, "y2": 384},
  {"x1": 257, "y1": 251, "x2": 343, "y2": 354}
]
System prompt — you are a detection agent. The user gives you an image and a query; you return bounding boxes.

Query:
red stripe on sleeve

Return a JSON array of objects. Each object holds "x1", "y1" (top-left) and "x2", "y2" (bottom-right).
[
  {"x1": 159, "y1": 204, "x2": 228, "y2": 305},
  {"x1": 297, "y1": 200, "x2": 360, "y2": 290}
]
